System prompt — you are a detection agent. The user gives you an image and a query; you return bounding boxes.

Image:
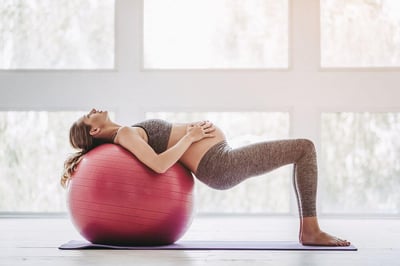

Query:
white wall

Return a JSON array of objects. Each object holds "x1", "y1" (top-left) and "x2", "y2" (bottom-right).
[{"x1": 0, "y1": 0, "x2": 399, "y2": 148}]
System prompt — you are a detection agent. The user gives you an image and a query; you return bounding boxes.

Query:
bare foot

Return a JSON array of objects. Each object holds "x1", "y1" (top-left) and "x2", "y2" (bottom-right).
[
  {"x1": 300, "y1": 216, "x2": 350, "y2": 246},
  {"x1": 301, "y1": 230, "x2": 351, "y2": 246}
]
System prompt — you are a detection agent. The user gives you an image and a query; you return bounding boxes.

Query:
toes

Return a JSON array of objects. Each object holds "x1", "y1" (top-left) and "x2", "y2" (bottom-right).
[
  {"x1": 337, "y1": 239, "x2": 350, "y2": 246},
  {"x1": 334, "y1": 237, "x2": 349, "y2": 246}
]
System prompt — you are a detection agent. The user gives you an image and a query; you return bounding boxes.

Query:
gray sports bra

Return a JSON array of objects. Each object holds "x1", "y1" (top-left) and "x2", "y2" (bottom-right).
[{"x1": 132, "y1": 119, "x2": 172, "y2": 154}]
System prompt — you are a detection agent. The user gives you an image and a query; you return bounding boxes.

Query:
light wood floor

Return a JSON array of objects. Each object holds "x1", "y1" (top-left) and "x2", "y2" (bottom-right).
[{"x1": 1, "y1": 215, "x2": 399, "y2": 266}]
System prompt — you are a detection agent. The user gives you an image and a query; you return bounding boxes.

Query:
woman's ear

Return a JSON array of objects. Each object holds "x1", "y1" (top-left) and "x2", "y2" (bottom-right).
[{"x1": 89, "y1": 127, "x2": 100, "y2": 136}]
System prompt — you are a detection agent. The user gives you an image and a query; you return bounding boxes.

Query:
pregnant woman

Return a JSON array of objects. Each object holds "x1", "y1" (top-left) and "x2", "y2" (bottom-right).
[{"x1": 61, "y1": 108, "x2": 350, "y2": 246}]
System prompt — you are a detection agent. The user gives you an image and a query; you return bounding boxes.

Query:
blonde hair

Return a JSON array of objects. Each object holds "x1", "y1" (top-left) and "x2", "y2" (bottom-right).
[{"x1": 61, "y1": 119, "x2": 105, "y2": 188}]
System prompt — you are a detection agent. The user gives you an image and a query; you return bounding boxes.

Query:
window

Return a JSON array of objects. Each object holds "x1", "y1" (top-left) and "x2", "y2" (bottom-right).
[
  {"x1": 321, "y1": 0, "x2": 400, "y2": 67},
  {"x1": 0, "y1": 111, "x2": 87, "y2": 212},
  {"x1": 321, "y1": 112, "x2": 400, "y2": 214},
  {"x1": 0, "y1": 0, "x2": 115, "y2": 69},
  {"x1": 144, "y1": 0, "x2": 289, "y2": 69},
  {"x1": 147, "y1": 112, "x2": 292, "y2": 214}
]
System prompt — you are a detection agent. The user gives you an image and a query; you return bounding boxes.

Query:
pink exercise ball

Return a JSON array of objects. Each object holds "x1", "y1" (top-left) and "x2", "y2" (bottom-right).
[{"x1": 67, "y1": 143, "x2": 195, "y2": 246}]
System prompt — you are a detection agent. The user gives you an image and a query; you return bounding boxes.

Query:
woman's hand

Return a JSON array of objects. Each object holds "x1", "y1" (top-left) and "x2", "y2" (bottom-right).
[{"x1": 186, "y1": 120, "x2": 216, "y2": 143}]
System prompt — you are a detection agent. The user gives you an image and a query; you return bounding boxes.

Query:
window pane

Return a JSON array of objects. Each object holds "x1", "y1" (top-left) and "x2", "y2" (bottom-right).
[
  {"x1": 321, "y1": 0, "x2": 400, "y2": 67},
  {"x1": 321, "y1": 113, "x2": 400, "y2": 214},
  {"x1": 147, "y1": 112, "x2": 291, "y2": 214},
  {"x1": 144, "y1": 0, "x2": 288, "y2": 69},
  {"x1": 0, "y1": 111, "x2": 85, "y2": 212},
  {"x1": 0, "y1": 0, "x2": 115, "y2": 69}
]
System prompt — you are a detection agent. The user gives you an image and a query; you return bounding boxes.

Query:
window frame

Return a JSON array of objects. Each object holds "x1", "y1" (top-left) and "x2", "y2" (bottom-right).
[{"x1": 0, "y1": 0, "x2": 399, "y2": 217}]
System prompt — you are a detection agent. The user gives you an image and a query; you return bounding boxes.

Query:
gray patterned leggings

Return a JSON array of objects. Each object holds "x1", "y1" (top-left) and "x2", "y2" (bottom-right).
[{"x1": 194, "y1": 139, "x2": 317, "y2": 217}]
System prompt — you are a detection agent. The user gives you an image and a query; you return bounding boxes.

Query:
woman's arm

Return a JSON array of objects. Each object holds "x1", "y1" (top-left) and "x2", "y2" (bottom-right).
[{"x1": 116, "y1": 121, "x2": 215, "y2": 173}]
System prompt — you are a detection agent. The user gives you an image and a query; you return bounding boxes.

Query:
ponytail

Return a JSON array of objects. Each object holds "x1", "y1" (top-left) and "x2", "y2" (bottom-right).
[
  {"x1": 61, "y1": 118, "x2": 109, "y2": 188},
  {"x1": 61, "y1": 119, "x2": 92, "y2": 189},
  {"x1": 61, "y1": 151, "x2": 85, "y2": 188}
]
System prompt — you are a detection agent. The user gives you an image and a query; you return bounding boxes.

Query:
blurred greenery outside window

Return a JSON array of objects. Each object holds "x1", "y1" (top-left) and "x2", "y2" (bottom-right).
[
  {"x1": 1, "y1": 111, "x2": 399, "y2": 216},
  {"x1": 0, "y1": 0, "x2": 115, "y2": 69},
  {"x1": 321, "y1": 0, "x2": 400, "y2": 67},
  {"x1": 0, "y1": 111, "x2": 117, "y2": 213},
  {"x1": 144, "y1": 0, "x2": 288, "y2": 69},
  {"x1": 321, "y1": 112, "x2": 400, "y2": 215}
]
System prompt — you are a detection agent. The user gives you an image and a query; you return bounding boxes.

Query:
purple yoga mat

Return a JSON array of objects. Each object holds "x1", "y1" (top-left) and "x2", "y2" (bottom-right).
[{"x1": 59, "y1": 240, "x2": 357, "y2": 251}]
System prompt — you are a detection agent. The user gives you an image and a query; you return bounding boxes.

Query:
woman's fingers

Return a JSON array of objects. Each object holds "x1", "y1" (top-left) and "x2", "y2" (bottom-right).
[
  {"x1": 201, "y1": 121, "x2": 214, "y2": 130},
  {"x1": 204, "y1": 125, "x2": 216, "y2": 133},
  {"x1": 188, "y1": 121, "x2": 216, "y2": 140},
  {"x1": 202, "y1": 125, "x2": 216, "y2": 138},
  {"x1": 196, "y1": 120, "x2": 212, "y2": 127}
]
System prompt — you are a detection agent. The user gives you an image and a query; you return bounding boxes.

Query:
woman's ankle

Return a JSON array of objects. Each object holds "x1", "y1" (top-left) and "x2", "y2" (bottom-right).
[{"x1": 301, "y1": 216, "x2": 321, "y2": 234}]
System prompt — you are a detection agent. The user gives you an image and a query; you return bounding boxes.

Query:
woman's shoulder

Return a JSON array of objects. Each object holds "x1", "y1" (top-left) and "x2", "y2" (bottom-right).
[
  {"x1": 117, "y1": 126, "x2": 132, "y2": 134},
  {"x1": 114, "y1": 126, "x2": 147, "y2": 144}
]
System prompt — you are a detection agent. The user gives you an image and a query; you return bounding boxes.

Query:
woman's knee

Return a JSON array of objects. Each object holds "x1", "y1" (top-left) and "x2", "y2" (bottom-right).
[{"x1": 297, "y1": 139, "x2": 316, "y2": 154}]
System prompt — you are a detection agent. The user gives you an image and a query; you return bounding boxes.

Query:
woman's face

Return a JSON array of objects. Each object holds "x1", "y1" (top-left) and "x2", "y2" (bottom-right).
[{"x1": 82, "y1": 108, "x2": 109, "y2": 128}]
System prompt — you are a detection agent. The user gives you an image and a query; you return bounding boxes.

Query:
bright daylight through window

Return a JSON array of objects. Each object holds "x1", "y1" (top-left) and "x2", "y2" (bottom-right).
[
  {"x1": 0, "y1": 111, "x2": 86, "y2": 212},
  {"x1": 321, "y1": 112, "x2": 400, "y2": 215},
  {"x1": 0, "y1": 0, "x2": 115, "y2": 69},
  {"x1": 144, "y1": 0, "x2": 288, "y2": 69},
  {"x1": 321, "y1": 0, "x2": 400, "y2": 67}
]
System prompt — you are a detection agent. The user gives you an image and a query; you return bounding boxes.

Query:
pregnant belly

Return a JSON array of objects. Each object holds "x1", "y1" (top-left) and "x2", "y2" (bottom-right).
[{"x1": 168, "y1": 124, "x2": 226, "y2": 173}]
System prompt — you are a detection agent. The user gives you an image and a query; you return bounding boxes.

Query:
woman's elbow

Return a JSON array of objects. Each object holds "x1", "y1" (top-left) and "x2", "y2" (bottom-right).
[
  {"x1": 153, "y1": 167, "x2": 166, "y2": 174},
  {"x1": 148, "y1": 158, "x2": 170, "y2": 174},
  {"x1": 151, "y1": 164, "x2": 168, "y2": 174}
]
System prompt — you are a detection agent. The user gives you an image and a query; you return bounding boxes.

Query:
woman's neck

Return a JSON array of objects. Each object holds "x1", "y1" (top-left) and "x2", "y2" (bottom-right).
[{"x1": 97, "y1": 122, "x2": 122, "y2": 142}]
